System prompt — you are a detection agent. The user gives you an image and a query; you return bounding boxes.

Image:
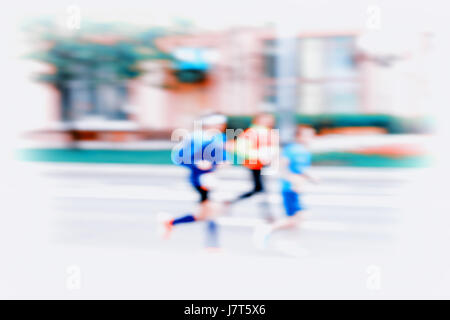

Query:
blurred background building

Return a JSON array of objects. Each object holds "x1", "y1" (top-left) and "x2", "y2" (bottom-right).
[{"x1": 22, "y1": 19, "x2": 432, "y2": 144}]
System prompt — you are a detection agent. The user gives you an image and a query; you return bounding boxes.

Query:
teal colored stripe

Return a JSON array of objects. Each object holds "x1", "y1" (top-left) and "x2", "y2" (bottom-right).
[
  {"x1": 311, "y1": 152, "x2": 431, "y2": 168},
  {"x1": 17, "y1": 148, "x2": 173, "y2": 165},
  {"x1": 17, "y1": 148, "x2": 430, "y2": 168}
]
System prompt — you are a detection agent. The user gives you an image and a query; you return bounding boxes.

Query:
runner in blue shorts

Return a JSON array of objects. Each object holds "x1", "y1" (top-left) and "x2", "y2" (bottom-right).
[
  {"x1": 158, "y1": 113, "x2": 229, "y2": 241},
  {"x1": 253, "y1": 125, "x2": 317, "y2": 249}
]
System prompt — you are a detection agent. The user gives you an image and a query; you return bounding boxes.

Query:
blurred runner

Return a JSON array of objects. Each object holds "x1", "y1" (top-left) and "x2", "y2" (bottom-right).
[
  {"x1": 227, "y1": 113, "x2": 278, "y2": 220},
  {"x1": 158, "y1": 113, "x2": 228, "y2": 245},
  {"x1": 253, "y1": 125, "x2": 316, "y2": 249}
]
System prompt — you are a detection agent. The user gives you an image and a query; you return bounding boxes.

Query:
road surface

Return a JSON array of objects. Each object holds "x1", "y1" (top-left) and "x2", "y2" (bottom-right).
[{"x1": 3, "y1": 163, "x2": 449, "y2": 299}]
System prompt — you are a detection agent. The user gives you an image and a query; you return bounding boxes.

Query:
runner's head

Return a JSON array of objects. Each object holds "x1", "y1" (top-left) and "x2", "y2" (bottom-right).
[
  {"x1": 252, "y1": 112, "x2": 275, "y2": 129},
  {"x1": 199, "y1": 113, "x2": 227, "y2": 133},
  {"x1": 295, "y1": 125, "x2": 315, "y2": 145}
]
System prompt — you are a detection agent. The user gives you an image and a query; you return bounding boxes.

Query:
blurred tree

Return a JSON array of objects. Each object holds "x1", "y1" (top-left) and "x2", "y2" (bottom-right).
[{"x1": 25, "y1": 20, "x2": 174, "y2": 123}]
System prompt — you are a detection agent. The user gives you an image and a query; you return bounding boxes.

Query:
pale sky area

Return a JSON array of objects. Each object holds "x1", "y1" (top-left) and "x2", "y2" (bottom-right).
[{"x1": 4, "y1": 0, "x2": 447, "y2": 32}]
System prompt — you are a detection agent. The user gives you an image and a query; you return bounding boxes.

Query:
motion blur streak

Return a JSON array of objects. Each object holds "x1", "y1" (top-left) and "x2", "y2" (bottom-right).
[{"x1": 1, "y1": 0, "x2": 449, "y2": 299}]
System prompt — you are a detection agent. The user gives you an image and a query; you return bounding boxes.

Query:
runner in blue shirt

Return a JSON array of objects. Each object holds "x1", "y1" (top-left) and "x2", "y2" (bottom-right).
[
  {"x1": 253, "y1": 125, "x2": 317, "y2": 249},
  {"x1": 158, "y1": 113, "x2": 229, "y2": 241}
]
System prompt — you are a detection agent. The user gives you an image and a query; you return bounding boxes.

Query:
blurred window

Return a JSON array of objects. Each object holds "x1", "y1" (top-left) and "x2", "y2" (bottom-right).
[
  {"x1": 297, "y1": 36, "x2": 358, "y2": 113},
  {"x1": 298, "y1": 38, "x2": 325, "y2": 79},
  {"x1": 262, "y1": 35, "x2": 359, "y2": 113},
  {"x1": 298, "y1": 84, "x2": 325, "y2": 114},
  {"x1": 325, "y1": 36, "x2": 357, "y2": 78},
  {"x1": 263, "y1": 40, "x2": 278, "y2": 78},
  {"x1": 324, "y1": 82, "x2": 359, "y2": 113},
  {"x1": 64, "y1": 72, "x2": 129, "y2": 121}
]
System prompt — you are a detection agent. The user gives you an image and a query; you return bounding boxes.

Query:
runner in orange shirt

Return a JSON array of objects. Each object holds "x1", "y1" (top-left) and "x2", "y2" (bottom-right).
[{"x1": 228, "y1": 113, "x2": 278, "y2": 217}]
